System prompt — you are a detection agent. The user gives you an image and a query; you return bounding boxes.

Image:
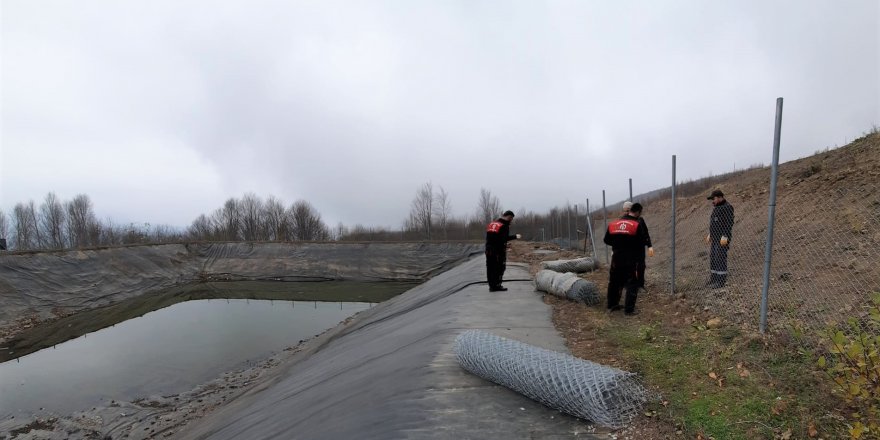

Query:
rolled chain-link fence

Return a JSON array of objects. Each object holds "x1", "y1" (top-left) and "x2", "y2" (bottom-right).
[
  {"x1": 535, "y1": 269, "x2": 600, "y2": 304},
  {"x1": 454, "y1": 330, "x2": 652, "y2": 429}
]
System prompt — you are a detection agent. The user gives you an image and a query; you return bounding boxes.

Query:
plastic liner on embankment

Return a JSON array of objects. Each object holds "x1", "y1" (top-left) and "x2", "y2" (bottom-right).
[
  {"x1": 0, "y1": 242, "x2": 482, "y2": 335},
  {"x1": 175, "y1": 258, "x2": 600, "y2": 439}
]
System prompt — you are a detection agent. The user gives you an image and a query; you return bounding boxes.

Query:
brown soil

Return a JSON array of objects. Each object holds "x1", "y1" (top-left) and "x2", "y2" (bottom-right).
[{"x1": 510, "y1": 240, "x2": 688, "y2": 438}]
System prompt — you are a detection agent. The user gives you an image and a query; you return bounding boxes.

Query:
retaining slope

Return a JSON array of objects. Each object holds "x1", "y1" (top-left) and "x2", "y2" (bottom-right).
[
  {"x1": 176, "y1": 259, "x2": 599, "y2": 439},
  {"x1": 0, "y1": 242, "x2": 482, "y2": 335}
]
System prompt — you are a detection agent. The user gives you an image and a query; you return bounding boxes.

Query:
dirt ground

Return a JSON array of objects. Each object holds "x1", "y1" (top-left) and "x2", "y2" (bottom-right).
[
  {"x1": 510, "y1": 241, "x2": 684, "y2": 438},
  {"x1": 508, "y1": 240, "x2": 844, "y2": 439}
]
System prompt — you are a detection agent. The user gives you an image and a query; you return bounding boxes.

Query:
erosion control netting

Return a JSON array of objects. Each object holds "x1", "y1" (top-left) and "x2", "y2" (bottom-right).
[
  {"x1": 535, "y1": 269, "x2": 600, "y2": 304},
  {"x1": 454, "y1": 330, "x2": 652, "y2": 429},
  {"x1": 541, "y1": 257, "x2": 598, "y2": 273}
]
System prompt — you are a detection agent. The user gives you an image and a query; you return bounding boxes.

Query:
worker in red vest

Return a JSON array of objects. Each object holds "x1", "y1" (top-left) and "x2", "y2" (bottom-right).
[
  {"x1": 603, "y1": 203, "x2": 649, "y2": 315},
  {"x1": 485, "y1": 210, "x2": 521, "y2": 291}
]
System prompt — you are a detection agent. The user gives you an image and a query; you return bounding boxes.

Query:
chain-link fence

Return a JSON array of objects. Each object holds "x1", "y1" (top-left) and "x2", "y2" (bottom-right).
[{"x1": 579, "y1": 130, "x2": 880, "y2": 337}]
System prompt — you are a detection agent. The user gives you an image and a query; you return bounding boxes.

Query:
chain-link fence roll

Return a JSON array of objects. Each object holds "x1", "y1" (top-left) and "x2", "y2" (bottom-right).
[
  {"x1": 541, "y1": 257, "x2": 598, "y2": 273},
  {"x1": 535, "y1": 270, "x2": 600, "y2": 304},
  {"x1": 454, "y1": 330, "x2": 652, "y2": 429}
]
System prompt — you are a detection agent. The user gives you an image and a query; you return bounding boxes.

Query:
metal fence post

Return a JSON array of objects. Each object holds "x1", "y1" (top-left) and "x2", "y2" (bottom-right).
[
  {"x1": 574, "y1": 205, "x2": 579, "y2": 251},
  {"x1": 671, "y1": 155, "x2": 677, "y2": 296},
  {"x1": 567, "y1": 205, "x2": 572, "y2": 249},
  {"x1": 602, "y1": 190, "x2": 609, "y2": 263},
  {"x1": 760, "y1": 97, "x2": 784, "y2": 334},
  {"x1": 586, "y1": 198, "x2": 597, "y2": 258},
  {"x1": 629, "y1": 178, "x2": 633, "y2": 201}
]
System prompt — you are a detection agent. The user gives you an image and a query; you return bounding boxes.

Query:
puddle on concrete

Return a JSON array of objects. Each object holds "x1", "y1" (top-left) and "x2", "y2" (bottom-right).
[{"x1": 0, "y1": 298, "x2": 373, "y2": 417}]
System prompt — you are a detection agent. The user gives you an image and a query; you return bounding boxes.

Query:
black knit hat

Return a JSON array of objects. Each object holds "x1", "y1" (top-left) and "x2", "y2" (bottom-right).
[
  {"x1": 502, "y1": 210, "x2": 515, "y2": 217},
  {"x1": 707, "y1": 189, "x2": 724, "y2": 200}
]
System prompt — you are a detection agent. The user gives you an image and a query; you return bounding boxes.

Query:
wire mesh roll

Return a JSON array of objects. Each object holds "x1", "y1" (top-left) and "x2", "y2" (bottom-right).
[
  {"x1": 535, "y1": 269, "x2": 600, "y2": 304},
  {"x1": 541, "y1": 257, "x2": 598, "y2": 273},
  {"x1": 454, "y1": 330, "x2": 651, "y2": 429}
]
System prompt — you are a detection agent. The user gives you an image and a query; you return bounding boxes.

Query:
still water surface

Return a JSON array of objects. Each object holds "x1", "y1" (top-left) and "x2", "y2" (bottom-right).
[{"x1": 0, "y1": 299, "x2": 370, "y2": 417}]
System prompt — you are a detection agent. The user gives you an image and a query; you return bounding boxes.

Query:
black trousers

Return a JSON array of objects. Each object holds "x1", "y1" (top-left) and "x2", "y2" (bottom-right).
[
  {"x1": 637, "y1": 250, "x2": 647, "y2": 288},
  {"x1": 608, "y1": 257, "x2": 640, "y2": 313},
  {"x1": 486, "y1": 249, "x2": 506, "y2": 288},
  {"x1": 709, "y1": 242, "x2": 729, "y2": 286}
]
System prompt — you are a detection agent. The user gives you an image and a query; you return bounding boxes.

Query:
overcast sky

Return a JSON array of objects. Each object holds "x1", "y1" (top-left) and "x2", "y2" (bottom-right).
[{"x1": 2, "y1": 0, "x2": 878, "y2": 229}]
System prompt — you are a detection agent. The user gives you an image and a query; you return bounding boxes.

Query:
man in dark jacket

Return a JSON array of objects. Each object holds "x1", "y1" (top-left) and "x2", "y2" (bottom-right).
[
  {"x1": 604, "y1": 203, "x2": 649, "y2": 315},
  {"x1": 706, "y1": 189, "x2": 734, "y2": 288},
  {"x1": 623, "y1": 201, "x2": 654, "y2": 292},
  {"x1": 485, "y1": 210, "x2": 521, "y2": 291}
]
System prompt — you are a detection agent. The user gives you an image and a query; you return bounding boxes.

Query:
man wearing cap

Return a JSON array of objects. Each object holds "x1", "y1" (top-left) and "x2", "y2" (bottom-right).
[
  {"x1": 623, "y1": 201, "x2": 654, "y2": 292},
  {"x1": 604, "y1": 203, "x2": 649, "y2": 315},
  {"x1": 706, "y1": 189, "x2": 734, "y2": 288},
  {"x1": 485, "y1": 210, "x2": 521, "y2": 292}
]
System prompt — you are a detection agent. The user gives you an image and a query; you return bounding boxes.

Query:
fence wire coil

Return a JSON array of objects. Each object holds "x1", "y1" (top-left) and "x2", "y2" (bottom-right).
[
  {"x1": 541, "y1": 257, "x2": 598, "y2": 273},
  {"x1": 535, "y1": 269, "x2": 600, "y2": 304},
  {"x1": 454, "y1": 330, "x2": 652, "y2": 429}
]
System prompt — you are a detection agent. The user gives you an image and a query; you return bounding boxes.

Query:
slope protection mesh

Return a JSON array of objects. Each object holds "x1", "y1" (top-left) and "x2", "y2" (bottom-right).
[
  {"x1": 454, "y1": 330, "x2": 652, "y2": 429},
  {"x1": 541, "y1": 257, "x2": 598, "y2": 273},
  {"x1": 535, "y1": 269, "x2": 600, "y2": 304}
]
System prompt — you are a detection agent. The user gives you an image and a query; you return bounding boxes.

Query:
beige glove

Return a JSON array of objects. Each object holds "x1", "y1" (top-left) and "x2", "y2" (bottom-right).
[
  {"x1": 705, "y1": 234, "x2": 711, "y2": 245},
  {"x1": 515, "y1": 234, "x2": 522, "y2": 239},
  {"x1": 648, "y1": 247, "x2": 655, "y2": 257},
  {"x1": 720, "y1": 236, "x2": 729, "y2": 247}
]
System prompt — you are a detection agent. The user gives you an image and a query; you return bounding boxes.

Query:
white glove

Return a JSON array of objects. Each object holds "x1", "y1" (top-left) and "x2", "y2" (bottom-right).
[{"x1": 515, "y1": 234, "x2": 522, "y2": 239}]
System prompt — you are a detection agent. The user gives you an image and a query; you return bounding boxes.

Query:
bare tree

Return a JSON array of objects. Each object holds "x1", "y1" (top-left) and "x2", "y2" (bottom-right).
[
  {"x1": 66, "y1": 194, "x2": 97, "y2": 248},
  {"x1": 39, "y1": 192, "x2": 67, "y2": 249},
  {"x1": 0, "y1": 209, "x2": 9, "y2": 243},
  {"x1": 263, "y1": 196, "x2": 289, "y2": 241},
  {"x1": 334, "y1": 222, "x2": 348, "y2": 241},
  {"x1": 216, "y1": 198, "x2": 241, "y2": 241},
  {"x1": 409, "y1": 182, "x2": 434, "y2": 239},
  {"x1": 239, "y1": 193, "x2": 264, "y2": 241},
  {"x1": 289, "y1": 200, "x2": 328, "y2": 241},
  {"x1": 188, "y1": 214, "x2": 213, "y2": 240},
  {"x1": 11, "y1": 204, "x2": 28, "y2": 249},
  {"x1": 434, "y1": 186, "x2": 452, "y2": 240},
  {"x1": 477, "y1": 188, "x2": 501, "y2": 225}
]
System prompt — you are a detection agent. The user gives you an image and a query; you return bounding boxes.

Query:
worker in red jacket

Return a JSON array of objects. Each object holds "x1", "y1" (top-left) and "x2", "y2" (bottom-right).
[
  {"x1": 485, "y1": 210, "x2": 521, "y2": 291},
  {"x1": 603, "y1": 203, "x2": 649, "y2": 315}
]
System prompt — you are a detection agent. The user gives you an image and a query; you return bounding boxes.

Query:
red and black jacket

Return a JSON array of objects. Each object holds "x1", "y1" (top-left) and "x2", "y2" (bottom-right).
[
  {"x1": 603, "y1": 214, "x2": 648, "y2": 262},
  {"x1": 485, "y1": 218, "x2": 517, "y2": 252}
]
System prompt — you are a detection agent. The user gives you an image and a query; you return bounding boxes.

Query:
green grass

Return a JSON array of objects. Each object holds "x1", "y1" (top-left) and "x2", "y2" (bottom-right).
[{"x1": 599, "y1": 319, "x2": 842, "y2": 439}]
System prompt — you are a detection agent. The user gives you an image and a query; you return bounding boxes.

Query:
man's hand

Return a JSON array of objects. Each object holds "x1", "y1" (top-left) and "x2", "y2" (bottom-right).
[
  {"x1": 705, "y1": 234, "x2": 711, "y2": 245},
  {"x1": 720, "y1": 236, "x2": 729, "y2": 247},
  {"x1": 648, "y1": 247, "x2": 655, "y2": 257}
]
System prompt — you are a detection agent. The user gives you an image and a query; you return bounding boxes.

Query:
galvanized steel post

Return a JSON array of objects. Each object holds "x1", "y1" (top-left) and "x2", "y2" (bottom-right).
[
  {"x1": 602, "y1": 190, "x2": 609, "y2": 263},
  {"x1": 760, "y1": 97, "x2": 784, "y2": 334},
  {"x1": 629, "y1": 178, "x2": 633, "y2": 201},
  {"x1": 671, "y1": 155, "x2": 677, "y2": 296},
  {"x1": 586, "y1": 198, "x2": 597, "y2": 258}
]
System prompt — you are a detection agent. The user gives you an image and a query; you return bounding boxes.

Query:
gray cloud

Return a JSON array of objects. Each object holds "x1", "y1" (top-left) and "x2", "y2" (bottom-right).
[{"x1": 2, "y1": 0, "x2": 877, "y2": 228}]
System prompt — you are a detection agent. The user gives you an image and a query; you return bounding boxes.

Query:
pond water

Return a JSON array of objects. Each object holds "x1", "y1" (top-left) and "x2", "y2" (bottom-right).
[{"x1": 0, "y1": 299, "x2": 371, "y2": 417}]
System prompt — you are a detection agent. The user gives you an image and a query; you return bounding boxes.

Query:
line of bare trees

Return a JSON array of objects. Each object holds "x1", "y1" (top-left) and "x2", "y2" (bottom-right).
[
  {"x1": 187, "y1": 193, "x2": 330, "y2": 242},
  {"x1": 0, "y1": 187, "x2": 615, "y2": 251},
  {"x1": 0, "y1": 192, "x2": 185, "y2": 251}
]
